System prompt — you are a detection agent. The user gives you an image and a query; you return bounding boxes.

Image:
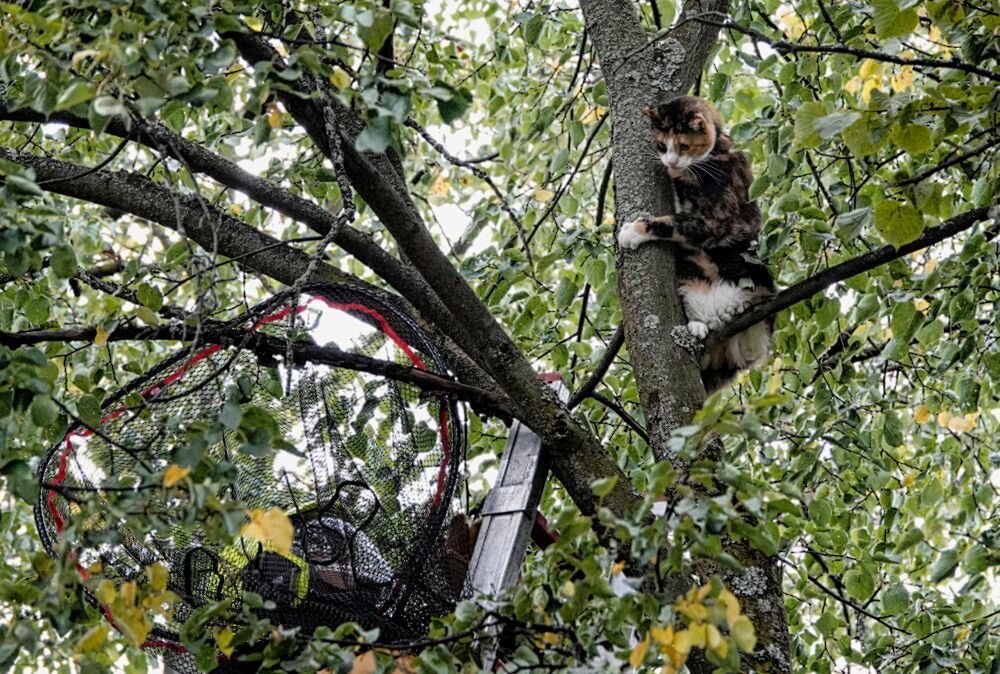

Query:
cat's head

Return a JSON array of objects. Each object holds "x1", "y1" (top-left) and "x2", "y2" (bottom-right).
[{"x1": 642, "y1": 95, "x2": 724, "y2": 178}]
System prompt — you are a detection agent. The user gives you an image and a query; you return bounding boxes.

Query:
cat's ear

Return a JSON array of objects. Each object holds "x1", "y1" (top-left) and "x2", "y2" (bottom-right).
[
  {"x1": 642, "y1": 105, "x2": 658, "y2": 120},
  {"x1": 690, "y1": 113, "x2": 707, "y2": 131}
]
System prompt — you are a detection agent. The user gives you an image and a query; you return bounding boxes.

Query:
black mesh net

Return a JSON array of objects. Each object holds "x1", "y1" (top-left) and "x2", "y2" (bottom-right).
[{"x1": 35, "y1": 283, "x2": 468, "y2": 672}]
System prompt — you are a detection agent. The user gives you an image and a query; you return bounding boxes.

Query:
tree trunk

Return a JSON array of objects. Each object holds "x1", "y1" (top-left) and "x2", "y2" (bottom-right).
[{"x1": 575, "y1": 1, "x2": 792, "y2": 670}]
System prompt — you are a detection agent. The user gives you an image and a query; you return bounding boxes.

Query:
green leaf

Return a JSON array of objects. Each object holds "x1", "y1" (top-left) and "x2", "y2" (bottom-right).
[
  {"x1": 92, "y1": 95, "x2": 126, "y2": 118},
  {"x1": 356, "y1": 9, "x2": 394, "y2": 52},
  {"x1": 50, "y1": 246, "x2": 78, "y2": 278},
  {"x1": 809, "y1": 498, "x2": 833, "y2": 526},
  {"x1": 76, "y1": 394, "x2": 101, "y2": 427},
  {"x1": 355, "y1": 116, "x2": 392, "y2": 153},
  {"x1": 523, "y1": 14, "x2": 544, "y2": 45},
  {"x1": 895, "y1": 527, "x2": 925, "y2": 554},
  {"x1": 55, "y1": 82, "x2": 95, "y2": 110},
  {"x1": 881, "y1": 583, "x2": 909, "y2": 615},
  {"x1": 436, "y1": 87, "x2": 473, "y2": 125},
  {"x1": 872, "y1": 0, "x2": 919, "y2": 39},
  {"x1": 30, "y1": 395, "x2": 59, "y2": 427},
  {"x1": 929, "y1": 548, "x2": 959, "y2": 582},
  {"x1": 219, "y1": 401, "x2": 243, "y2": 431},
  {"x1": 844, "y1": 568, "x2": 875, "y2": 600},
  {"x1": 874, "y1": 200, "x2": 924, "y2": 248},
  {"x1": 891, "y1": 123, "x2": 933, "y2": 155},
  {"x1": 136, "y1": 282, "x2": 163, "y2": 312},
  {"x1": 813, "y1": 111, "x2": 861, "y2": 139},
  {"x1": 842, "y1": 116, "x2": 881, "y2": 157},
  {"x1": 793, "y1": 101, "x2": 827, "y2": 149},
  {"x1": 590, "y1": 476, "x2": 618, "y2": 497}
]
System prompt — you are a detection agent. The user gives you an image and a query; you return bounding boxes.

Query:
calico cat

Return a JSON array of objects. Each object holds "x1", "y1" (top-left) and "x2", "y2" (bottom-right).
[{"x1": 617, "y1": 95, "x2": 775, "y2": 392}]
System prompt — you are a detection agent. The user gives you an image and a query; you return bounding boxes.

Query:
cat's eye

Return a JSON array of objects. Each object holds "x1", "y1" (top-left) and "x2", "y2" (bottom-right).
[
  {"x1": 678, "y1": 142, "x2": 690, "y2": 151},
  {"x1": 654, "y1": 141, "x2": 667, "y2": 151}
]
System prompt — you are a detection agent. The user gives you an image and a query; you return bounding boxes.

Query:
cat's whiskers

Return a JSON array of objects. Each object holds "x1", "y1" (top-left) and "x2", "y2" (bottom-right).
[
  {"x1": 690, "y1": 161, "x2": 726, "y2": 184},
  {"x1": 683, "y1": 165, "x2": 705, "y2": 191}
]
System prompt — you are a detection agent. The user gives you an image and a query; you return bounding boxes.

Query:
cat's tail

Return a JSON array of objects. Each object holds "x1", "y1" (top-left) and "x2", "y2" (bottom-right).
[{"x1": 701, "y1": 320, "x2": 773, "y2": 393}]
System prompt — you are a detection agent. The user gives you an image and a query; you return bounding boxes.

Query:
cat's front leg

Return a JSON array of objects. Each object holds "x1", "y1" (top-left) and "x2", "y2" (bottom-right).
[{"x1": 617, "y1": 215, "x2": 676, "y2": 249}]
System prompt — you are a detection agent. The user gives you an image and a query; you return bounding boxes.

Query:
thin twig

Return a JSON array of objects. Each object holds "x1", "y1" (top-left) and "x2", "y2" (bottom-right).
[
  {"x1": 569, "y1": 325, "x2": 625, "y2": 409},
  {"x1": 889, "y1": 135, "x2": 1000, "y2": 187},
  {"x1": 37, "y1": 131, "x2": 132, "y2": 185},
  {"x1": 405, "y1": 118, "x2": 534, "y2": 268},
  {"x1": 590, "y1": 391, "x2": 649, "y2": 443}
]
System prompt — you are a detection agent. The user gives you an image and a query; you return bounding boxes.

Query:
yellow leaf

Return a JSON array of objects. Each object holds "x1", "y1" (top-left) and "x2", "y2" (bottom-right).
[
  {"x1": 902, "y1": 471, "x2": 917, "y2": 488},
  {"x1": 706, "y1": 624, "x2": 727, "y2": 657},
  {"x1": 216, "y1": 627, "x2": 235, "y2": 658},
  {"x1": 329, "y1": 68, "x2": 351, "y2": 90},
  {"x1": 94, "y1": 324, "x2": 109, "y2": 347},
  {"x1": 923, "y1": 258, "x2": 938, "y2": 274},
  {"x1": 913, "y1": 298, "x2": 930, "y2": 313},
  {"x1": 533, "y1": 188, "x2": 555, "y2": 202},
  {"x1": 891, "y1": 65, "x2": 915, "y2": 92},
  {"x1": 677, "y1": 600, "x2": 708, "y2": 622},
  {"x1": 580, "y1": 106, "x2": 606, "y2": 124},
  {"x1": 350, "y1": 651, "x2": 376, "y2": 674},
  {"x1": 75, "y1": 622, "x2": 109, "y2": 654},
  {"x1": 718, "y1": 589, "x2": 741, "y2": 627},
  {"x1": 226, "y1": 203, "x2": 244, "y2": 217},
  {"x1": 611, "y1": 560, "x2": 626, "y2": 576},
  {"x1": 914, "y1": 405, "x2": 932, "y2": 424},
  {"x1": 948, "y1": 412, "x2": 979, "y2": 433},
  {"x1": 267, "y1": 107, "x2": 283, "y2": 129},
  {"x1": 114, "y1": 605, "x2": 152, "y2": 645},
  {"x1": 148, "y1": 563, "x2": 169, "y2": 592},
  {"x1": 629, "y1": 635, "x2": 651, "y2": 667},
  {"x1": 937, "y1": 410, "x2": 951, "y2": 427},
  {"x1": 429, "y1": 175, "x2": 451, "y2": 196},
  {"x1": 95, "y1": 579, "x2": 116, "y2": 605},
  {"x1": 860, "y1": 59, "x2": 883, "y2": 80},
  {"x1": 241, "y1": 508, "x2": 294, "y2": 555},
  {"x1": 686, "y1": 622, "x2": 707, "y2": 648},
  {"x1": 163, "y1": 464, "x2": 190, "y2": 488},
  {"x1": 673, "y1": 628, "x2": 694, "y2": 655},
  {"x1": 843, "y1": 76, "x2": 862, "y2": 95},
  {"x1": 861, "y1": 78, "x2": 881, "y2": 105},
  {"x1": 560, "y1": 579, "x2": 576, "y2": 598},
  {"x1": 651, "y1": 624, "x2": 674, "y2": 647},
  {"x1": 245, "y1": 16, "x2": 264, "y2": 32},
  {"x1": 120, "y1": 580, "x2": 137, "y2": 606},
  {"x1": 730, "y1": 615, "x2": 757, "y2": 653}
]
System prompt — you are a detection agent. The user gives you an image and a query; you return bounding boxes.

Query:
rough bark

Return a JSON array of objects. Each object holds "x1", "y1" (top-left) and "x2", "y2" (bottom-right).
[
  {"x1": 0, "y1": 149, "x2": 352, "y2": 288},
  {"x1": 575, "y1": 0, "x2": 792, "y2": 671}
]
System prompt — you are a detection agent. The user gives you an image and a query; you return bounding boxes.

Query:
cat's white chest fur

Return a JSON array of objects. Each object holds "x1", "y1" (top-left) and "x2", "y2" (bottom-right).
[
  {"x1": 679, "y1": 280, "x2": 752, "y2": 334},
  {"x1": 679, "y1": 280, "x2": 770, "y2": 367}
]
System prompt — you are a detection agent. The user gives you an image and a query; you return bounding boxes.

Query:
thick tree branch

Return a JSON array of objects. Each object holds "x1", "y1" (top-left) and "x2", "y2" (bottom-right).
[
  {"x1": 0, "y1": 148, "x2": 353, "y2": 288},
  {"x1": 0, "y1": 103, "x2": 467, "y2": 345},
  {"x1": 0, "y1": 324, "x2": 515, "y2": 420},
  {"x1": 230, "y1": 29, "x2": 641, "y2": 520},
  {"x1": 708, "y1": 202, "x2": 1000, "y2": 348}
]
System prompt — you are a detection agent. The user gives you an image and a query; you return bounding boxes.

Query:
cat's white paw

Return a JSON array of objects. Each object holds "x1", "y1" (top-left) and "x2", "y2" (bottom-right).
[
  {"x1": 617, "y1": 219, "x2": 657, "y2": 250},
  {"x1": 687, "y1": 320, "x2": 710, "y2": 339}
]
